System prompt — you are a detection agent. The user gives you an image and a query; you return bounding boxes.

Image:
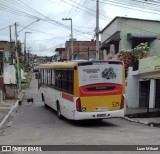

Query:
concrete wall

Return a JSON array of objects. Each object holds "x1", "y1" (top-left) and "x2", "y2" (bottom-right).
[
  {"x1": 0, "y1": 77, "x2": 4, "y2": 103},
  {"x1": 5, "y1": 84, "x2": 18, "y2": 99},
  {"x1": 101, "y1": 18, "x2": 120, "y2": 43},
  {"x1": 127, "y1": 67, "x2": 158, "y2": 108},
  {"x1": 126, "y1": 67, "x2": 139, "y2": 107},
  {"x1": 4, "y1": 64, "x2": 16, "y2": 84},
  {"x1": 3, "y1": 64, "x2": 18, "y2": 99},
  {"x1": 149, "y1": 79, "x2": 156, "y2": 108}
]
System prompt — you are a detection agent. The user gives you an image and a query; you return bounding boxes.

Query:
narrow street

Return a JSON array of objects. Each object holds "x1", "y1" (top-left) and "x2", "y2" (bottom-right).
[{"x1": 0, "y1": 74, "x2": 159, "y2": 149}]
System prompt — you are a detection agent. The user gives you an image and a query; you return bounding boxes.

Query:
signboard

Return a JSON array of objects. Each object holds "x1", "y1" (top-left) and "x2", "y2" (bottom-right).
[
  {"x1": 78, "y1": 64, "x2": 122, "y2": 86},
  {"x1": 139, "y1": 56, "x2": 160, "y2": 74}
]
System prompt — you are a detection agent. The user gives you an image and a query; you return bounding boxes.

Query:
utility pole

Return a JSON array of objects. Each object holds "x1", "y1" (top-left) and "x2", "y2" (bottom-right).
[
  {"x1": 24, "y1": 32, "x2": 32, "y2": 63},
  {"x1": 28, "y1": 48, "x2": 29, "y2": 66},
  {"x1": 71, "y1": 18, "x2": 73, "y2": 60},
  {"x1": 9, "y1": 25, "x2": 13, "y2": 64},
  {"x1": 62, "y1": 18, "x2": 73, "y2": 60},
  {"x1": 15, "y1": 22, "x2": 21, "y2": 91},
  {"x1": 96, "y1": 0, "x2": 99, "y2": 60},
  {"x1": 28, "y1": 47, "x2": 31, "y2": 67},
  {"x1": 9, "y1": 25, "x2": 12, "y2": 42}
]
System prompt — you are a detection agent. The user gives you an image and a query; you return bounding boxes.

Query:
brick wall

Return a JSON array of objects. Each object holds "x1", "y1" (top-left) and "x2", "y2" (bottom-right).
[
  {"x1": 0, "y1": 41, "x2": 10, "y2": 52},
  {"x1": 65, "y1": 41, "x2": 103, "y2": 60},
  {"x1": 0, "y1": 77, "x2": 4, "y2": 90}
]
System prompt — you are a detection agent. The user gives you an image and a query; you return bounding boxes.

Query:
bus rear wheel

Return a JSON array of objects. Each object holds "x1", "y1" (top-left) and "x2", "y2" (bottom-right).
[
  {"x1": 42, "y1": 94, "x2": 48, "y2": 108},
  {"x1": 57, "y1": 103, "x2": 62, "y2": 119}
]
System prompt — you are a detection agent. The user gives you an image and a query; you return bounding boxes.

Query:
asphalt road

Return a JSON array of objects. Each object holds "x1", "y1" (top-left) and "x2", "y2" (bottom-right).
[{"x1": 0, "y1": 74, "x2": 160, "y2": 154}]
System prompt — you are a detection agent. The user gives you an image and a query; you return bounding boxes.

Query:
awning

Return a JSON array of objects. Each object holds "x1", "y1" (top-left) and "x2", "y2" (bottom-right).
[
  {"x1": 139, "y1": 71, "x2": 160, "y2": 80},
  {"x1": 127, "y1": 33, "x2": 157, "y2": 40},
  {"x1": 102, "y1": 31, "x2": 120, "y2": 46}
]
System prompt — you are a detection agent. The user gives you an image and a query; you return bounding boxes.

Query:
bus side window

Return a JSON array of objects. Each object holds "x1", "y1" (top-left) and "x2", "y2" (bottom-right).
[
  {"x1": 42, "y1": 69, "x2": 44, "y2": 85},
  {"x1": 55, "y1": 69, "x2": 61, "y2": 89},
  {"x1": 68, "y1": 69, "x2": 74, "y2": 94},
  {"x1": 48, "y1": 69, "x2": 51, "y2": 86},
  {"x1": 52, "y1": 69, "x2": 55, "y2": 87}
]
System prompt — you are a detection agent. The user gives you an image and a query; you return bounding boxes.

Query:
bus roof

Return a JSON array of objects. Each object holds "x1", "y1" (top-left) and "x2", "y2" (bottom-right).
[
  {"x1": 39, "y1": 60, "x2": 123, "y2": 69},
  {"x1": 39, "y1": 61, "x2": 77, "y2": 69}
]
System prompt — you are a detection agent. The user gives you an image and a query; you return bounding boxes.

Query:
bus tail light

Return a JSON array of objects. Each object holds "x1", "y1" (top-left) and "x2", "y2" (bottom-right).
[
  {"x1": 76, "y1": 98, "x2": 81, "y2": 112},
  {"x1": 120, "y1": 95, "x2": 124, "y2": 109}
]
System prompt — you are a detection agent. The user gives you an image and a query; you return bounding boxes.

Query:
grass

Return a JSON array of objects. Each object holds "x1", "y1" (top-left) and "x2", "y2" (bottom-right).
[{"x1": 21, "y1": 71, "x2": 32, "y2": 90}]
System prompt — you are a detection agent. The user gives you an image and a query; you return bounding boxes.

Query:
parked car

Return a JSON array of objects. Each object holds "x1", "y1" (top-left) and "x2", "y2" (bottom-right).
[{"x1": 33, "y1": 63, "x2": 39, "y2": 72}]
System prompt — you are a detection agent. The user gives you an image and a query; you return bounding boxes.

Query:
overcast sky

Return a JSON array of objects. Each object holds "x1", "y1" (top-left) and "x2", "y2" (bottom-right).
[{"x1": 0, "y1": 0, "x2": 160, "y2": 56}]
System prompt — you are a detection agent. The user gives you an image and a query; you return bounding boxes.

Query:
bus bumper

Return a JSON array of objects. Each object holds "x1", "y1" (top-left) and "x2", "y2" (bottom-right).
[{"x1": 74, "y1": 109, "x2": 124, "y2": 120}]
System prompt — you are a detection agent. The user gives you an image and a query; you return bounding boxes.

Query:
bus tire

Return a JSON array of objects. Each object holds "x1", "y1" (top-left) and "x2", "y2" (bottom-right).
[
  {"x1": 42, "y1": 94, "x2": 48, "y2": 108},
  {"x1": 44, "y1": 103, "x2": 48, "y2": 108},
  {"x1": 57, "y1": 103, "x2": 62, "y2": 119},
  {"x1": 41, "y1": 93, "x2": 44, "y2": 102}
]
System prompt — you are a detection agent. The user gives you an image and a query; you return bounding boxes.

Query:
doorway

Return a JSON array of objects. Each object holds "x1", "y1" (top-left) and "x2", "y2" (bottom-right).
[{"x1": 139, "y1": 81, "x2": 150, "y2": 108}]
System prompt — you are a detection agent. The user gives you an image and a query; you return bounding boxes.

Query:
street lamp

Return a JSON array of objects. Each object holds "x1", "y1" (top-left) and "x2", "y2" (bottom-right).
[
  {"x1": 62, "y1": 18, "x2": 73, "y2": 60},
  {"x1": 24, "y1": 32, "x2": 32, "y2": 62}
]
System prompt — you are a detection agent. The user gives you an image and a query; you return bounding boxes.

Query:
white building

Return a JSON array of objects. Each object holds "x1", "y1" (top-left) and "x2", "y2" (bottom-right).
[{"x1": 127, "y1": 56, "x2": 160, "y2": 108}]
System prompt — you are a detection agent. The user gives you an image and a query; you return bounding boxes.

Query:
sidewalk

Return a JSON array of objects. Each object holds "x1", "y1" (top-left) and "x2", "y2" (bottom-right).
[
  {"x1": 125, "y1": 107, "x2": 160, "y2": 127},
  {"x1": 0, "y1": 95, "x2": 160, "y2": 128},
  {"x1": 0, "y1": 91, "x2": 24, "y2": 129}
]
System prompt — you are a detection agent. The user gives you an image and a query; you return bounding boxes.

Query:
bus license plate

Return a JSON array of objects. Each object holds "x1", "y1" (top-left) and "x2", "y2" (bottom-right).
[
  {"x1": 97, "y1": 114, "x2": 106, "y2": 118},
  {"x1": 95, "y1": 107, "x2": 108, "y2": 112}
]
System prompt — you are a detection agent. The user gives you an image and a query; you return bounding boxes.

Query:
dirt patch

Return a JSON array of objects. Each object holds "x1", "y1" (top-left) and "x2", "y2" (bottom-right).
[{"x1": 0, "y1": 109, "x2": 10, "y2": 121}]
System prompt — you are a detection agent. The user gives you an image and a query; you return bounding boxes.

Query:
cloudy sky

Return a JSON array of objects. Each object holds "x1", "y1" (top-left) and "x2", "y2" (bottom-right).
[{"x1": 0, "y1": 0, "x2": 160, "y2": 56}]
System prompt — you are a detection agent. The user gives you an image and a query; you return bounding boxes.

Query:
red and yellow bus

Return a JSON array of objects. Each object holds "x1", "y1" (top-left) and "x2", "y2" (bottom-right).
[{"x1": 38, "y1": 60, "x2": 125, "y2": 120}]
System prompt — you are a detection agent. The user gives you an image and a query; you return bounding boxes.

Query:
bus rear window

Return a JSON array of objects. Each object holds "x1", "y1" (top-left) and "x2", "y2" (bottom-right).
[{"x1": 78, "y1": 63, "x2": 122, "y2": 86}]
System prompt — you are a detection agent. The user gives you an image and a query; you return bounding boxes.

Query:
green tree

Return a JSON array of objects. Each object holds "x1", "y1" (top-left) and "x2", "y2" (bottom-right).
[
  {"x1": 119, "y1": 42, "x2": 149, "y2": 76},
  {"x1": 17, "y1": 40, "x2": 27, "y2": 69}
]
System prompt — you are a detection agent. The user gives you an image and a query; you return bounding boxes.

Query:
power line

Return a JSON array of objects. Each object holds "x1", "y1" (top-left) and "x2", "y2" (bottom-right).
[
  {"x1": 0, "y1": 26, "x2": 10, "y2": 31},
  {"x1": 99, "y1": 0, "x2": 160, "y2": 16},
  {"x1": 16, "y1": 0, "x2": 92, "y2": 38},
  {"x1": 49, "y1": 0, "x2": 110, "y2": 21},
  {"x1": 18, "y1": 19, "x2": 40, "y2": 33},
  {"x1": 67, "y1": 0, "x2": 77, "y2": 17},
  {"x1": 0, "y1": 0, "x2": 95, "y2": 40},
  {"x1": 73, "y1": 0, "x2": 88, "y2": 17}
]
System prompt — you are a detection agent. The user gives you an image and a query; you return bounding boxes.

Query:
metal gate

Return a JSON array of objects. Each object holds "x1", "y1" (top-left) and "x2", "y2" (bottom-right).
[
  {"x1": 155, "y1": 79, "x2": 160, "y2": 108},
  {"x1": 139, "y1": 81, "x2": 150, "y2": 108}
]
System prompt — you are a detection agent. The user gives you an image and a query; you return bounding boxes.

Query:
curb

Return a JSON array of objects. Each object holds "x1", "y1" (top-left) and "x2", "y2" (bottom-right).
[
  {"x1": 0, "y1": 100, "x2": 19, "y2": 129},
  {"x1": 0, "y1": 92, "x2": 24, "y2": 129},
  {"x1": 123, "y1": 117, "x2": 149, "y2": 125}
]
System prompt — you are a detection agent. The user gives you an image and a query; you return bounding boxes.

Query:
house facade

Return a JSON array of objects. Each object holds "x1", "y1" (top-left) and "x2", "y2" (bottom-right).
[
  {"x1": 101, "y1": 16, "x2": 160, "y2": 59},
  {"x1": 100, "y1": 17, "x2": 160, "y2": 109},
  {"x1": 127, "y1": 56, "x2": 160, "y2": 109},
  {"x1": 0, "y1": 41, "x2": 17, "y2": 100},
  {"x1": 54, "y1": 48, "x2": 66, "y2": 61},
  {"x1": 32, "y1": 55, "x2": 53, "y2": 64}
]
